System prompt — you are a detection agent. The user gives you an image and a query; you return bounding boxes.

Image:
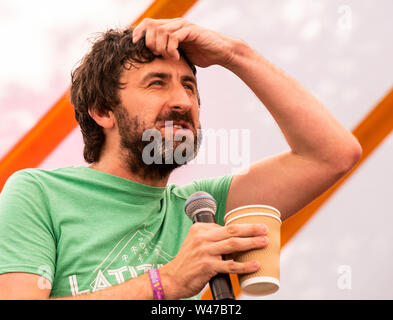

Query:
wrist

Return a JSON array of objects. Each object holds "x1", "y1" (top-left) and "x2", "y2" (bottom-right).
[
  {"x1": 223, "y1": 38, "x2": 260, "y2": 73},
  {"x1": 148, "y1": 269, "x2": 165, "y2": 300},
  {"x1": 158, "y1": 264, "x2": 182, "y2": 300}
]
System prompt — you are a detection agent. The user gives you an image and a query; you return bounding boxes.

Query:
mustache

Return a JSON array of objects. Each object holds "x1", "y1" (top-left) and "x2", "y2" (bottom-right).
[{"x1": 156, "y1": 111, "x2": 195, "y2": 129}]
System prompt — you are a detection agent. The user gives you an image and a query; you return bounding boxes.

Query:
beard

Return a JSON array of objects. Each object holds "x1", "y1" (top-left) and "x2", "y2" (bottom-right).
[{"x1": 114, "y1": 105, "x2": 202, "y2": 181}]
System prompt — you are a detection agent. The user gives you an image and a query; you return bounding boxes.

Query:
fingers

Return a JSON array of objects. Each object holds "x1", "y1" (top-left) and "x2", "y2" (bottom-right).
[
  {"x1": 144, "y1": 27, "x2": 171, "y2": 58},
  {"x1": 133, "y1": 18, "x2": 185, "y2": 42},
  {"x1": 209, "y1": 235, "x2": 269, "y2": 256},
  {"x1": 155, "y1": 29, "x2": 169, "y2": 58},
  {"x1": 166, "y1": 35, "x2": 180, "y2": 60},
  {"x1": 182, "y1": 222, "x2": 268, "y2": 281},
  {"x1": 217, "y1": 259, "x2": 261, "y2": 275},
  {"x1": 200, "y1": 257, "x2": 260, "y2": 277},
  {"x1": 144, "y1": 28, "x2": 158, "y2": 54},
  {"x1": 206, "y1": 222, "x2": 268, "y2": 242},
  {"x1": 226, "y1": 223, "x2": 268, "y2": 238},
  {"x1": 207, "y1": 223, "x2": 269, "y2": 255},
  {"x1": 189, "y1": 222, "x2": 268, "y2": 256},
  {"x1": 132, "y1": 18, "x2": 188, "y2": 60}
]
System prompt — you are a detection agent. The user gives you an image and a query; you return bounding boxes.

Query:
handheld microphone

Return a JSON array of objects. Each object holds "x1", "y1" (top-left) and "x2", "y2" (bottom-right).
[{"x1": 184, "y1": 191, "x2": 235, "y2": 300}]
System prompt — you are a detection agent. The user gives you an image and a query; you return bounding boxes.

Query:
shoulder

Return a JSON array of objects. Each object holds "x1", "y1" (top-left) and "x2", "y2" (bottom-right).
[
  {"x1": 1, "y1": 168, "x2": 44, "y2": 193},
  {"x1": 4, "y1": 166, "x2": 79, "y2": 182},
  {"x1": 4, "y1": 166, "x2": 84, "y2": 185},
  {"x1": 167, "y1": 174, "x2": 234, "y2": 225},
  {"x1": 1, "y1": 166, "x2": 84, "y2": 201},
  {"x1": 168, "y1": 174, "x2": 234, "y2": 200}
]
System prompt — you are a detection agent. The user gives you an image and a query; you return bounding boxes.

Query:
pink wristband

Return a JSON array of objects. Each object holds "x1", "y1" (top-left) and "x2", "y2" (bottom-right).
[{"x1": 149, "y1": 268, "x2": 165, "y2": 300}]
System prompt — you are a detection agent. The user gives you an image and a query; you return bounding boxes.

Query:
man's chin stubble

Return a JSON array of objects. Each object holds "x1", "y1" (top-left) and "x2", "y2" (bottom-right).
[{"x1": 121, "y1": 143, "x2": 190, "y2": 181}]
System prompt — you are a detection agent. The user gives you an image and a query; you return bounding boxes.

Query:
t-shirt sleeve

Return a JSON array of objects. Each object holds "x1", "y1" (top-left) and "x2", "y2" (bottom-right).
[
  {"x1": 191, "y1": 174, "x2": 234, "y2": 226},
  {"x1": 0, "y1": 170, "x2": 56, "y2": 282}
]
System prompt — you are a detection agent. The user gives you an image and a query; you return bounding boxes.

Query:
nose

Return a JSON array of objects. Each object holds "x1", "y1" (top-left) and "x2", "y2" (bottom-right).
[{"x1": 167, "y1": 83, "x2": 194, "y2": 113}]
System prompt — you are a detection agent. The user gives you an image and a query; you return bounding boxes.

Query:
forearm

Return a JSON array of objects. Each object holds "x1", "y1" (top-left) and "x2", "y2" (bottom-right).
[
  {"x1": 50, "y1": 266, "x2": 178, "y2": 300},
  {"x1": 50, "y1": 272, "x2": 154, "y2": 300},
  {"x1": 224, "y1": 40, "x2": 362, "y2": 169}
]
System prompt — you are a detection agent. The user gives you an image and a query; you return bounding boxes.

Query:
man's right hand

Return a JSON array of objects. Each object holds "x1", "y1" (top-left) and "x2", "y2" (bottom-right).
[{"x1": 159, "y1": 222, "x2": 269, "y2": 299}]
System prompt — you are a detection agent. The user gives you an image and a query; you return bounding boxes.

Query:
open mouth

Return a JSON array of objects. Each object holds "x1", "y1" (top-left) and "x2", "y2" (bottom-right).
[{"x1": 161, "y1": 120, "x2": 192, "y2": 131}]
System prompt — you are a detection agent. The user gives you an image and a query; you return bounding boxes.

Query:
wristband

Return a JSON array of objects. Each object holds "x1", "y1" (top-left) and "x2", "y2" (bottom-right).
[{"x1": 149, "y1": 268, "x2": 165, "y2": 300}]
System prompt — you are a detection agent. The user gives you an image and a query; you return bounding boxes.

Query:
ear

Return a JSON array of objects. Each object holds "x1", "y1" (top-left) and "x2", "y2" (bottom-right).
[{"x1": 88, "y1": 108, "x2": 115, "y2": 129}]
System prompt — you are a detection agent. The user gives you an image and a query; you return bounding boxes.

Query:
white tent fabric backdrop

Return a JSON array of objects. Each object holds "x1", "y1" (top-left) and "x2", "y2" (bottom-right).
[{"x1": 0, "y1": 0, "x2": 392, "y2": 299}]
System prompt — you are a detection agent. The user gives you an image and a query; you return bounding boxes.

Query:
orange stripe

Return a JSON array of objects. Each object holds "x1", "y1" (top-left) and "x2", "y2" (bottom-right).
[
  {"x1": 132, "y1": 0, "x2": 198, "y2": 26},
  {"x1": 0, "y1": 90, "x2": 75, "y2": 189},
  {"x1": 0, "y1": 0, "x2": 199, "y2": 190}
]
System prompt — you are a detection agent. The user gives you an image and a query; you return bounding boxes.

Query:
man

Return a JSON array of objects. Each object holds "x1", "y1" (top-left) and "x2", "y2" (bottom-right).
[{"x1": 0, "y1": 18, "x2": 362, "y2": 300}]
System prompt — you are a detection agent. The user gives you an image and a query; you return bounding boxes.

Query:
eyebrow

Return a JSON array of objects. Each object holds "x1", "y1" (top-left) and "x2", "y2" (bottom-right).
[{"x1": 141, "y1": 72, "x2": 197, "y2": 88}]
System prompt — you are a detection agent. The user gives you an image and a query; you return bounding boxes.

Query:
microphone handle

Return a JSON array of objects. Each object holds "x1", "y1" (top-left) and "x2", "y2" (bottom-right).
[
  {"x1": 209, "y1": 270, "x2": 235, "y2": 300},
  {"x1": 193, "y1": 212, "x2": 235, "y2": 300},
  {"x1": 193, "y1": 211, "x2": 217, "y2": 223}
]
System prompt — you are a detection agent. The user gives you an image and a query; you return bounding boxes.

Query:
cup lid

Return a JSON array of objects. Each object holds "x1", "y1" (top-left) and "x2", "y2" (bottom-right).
[
  {"x1": 225, "y1": 212, "x2": 281, "y2": 225},
  {"x1": 224, "y1": 204, "x2": 281, "y2": 221}
]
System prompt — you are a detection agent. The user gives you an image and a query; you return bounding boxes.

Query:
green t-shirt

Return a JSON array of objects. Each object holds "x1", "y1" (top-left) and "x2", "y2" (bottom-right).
[{"x1": 0, "y1": 166, "x2": 233, "y2": 299}]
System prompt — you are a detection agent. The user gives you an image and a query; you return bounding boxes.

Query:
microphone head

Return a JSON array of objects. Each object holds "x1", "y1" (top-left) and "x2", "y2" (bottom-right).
[{"x1": 184, "y1": 191, "x2": 217, "y2": 221}]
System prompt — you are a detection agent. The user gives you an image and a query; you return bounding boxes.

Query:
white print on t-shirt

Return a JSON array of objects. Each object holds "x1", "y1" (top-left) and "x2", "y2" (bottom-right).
[{"x1": 68, "y1": 224, "x2": 174, "y2": 296}]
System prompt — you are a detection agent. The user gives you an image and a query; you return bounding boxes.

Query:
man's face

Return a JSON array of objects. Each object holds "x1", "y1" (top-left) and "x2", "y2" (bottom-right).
[{"x1": 114, "y1": 57, "x2": 202, "y2": 179}]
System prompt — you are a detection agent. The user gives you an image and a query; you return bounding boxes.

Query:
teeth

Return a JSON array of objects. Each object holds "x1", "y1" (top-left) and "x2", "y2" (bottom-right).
[{"x1": 173, "y1": 124, "x2": 183, "y2": 129}]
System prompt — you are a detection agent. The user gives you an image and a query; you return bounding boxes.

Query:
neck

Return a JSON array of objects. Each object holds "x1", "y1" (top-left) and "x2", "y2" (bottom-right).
[{"x1": 88, "y1": 159, "x2": 170, "y2": 188}]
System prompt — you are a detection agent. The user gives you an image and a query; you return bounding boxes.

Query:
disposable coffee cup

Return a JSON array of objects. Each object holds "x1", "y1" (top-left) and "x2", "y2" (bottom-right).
[{"x1": 224, "y1": 205, "x2": 281, "y2": 296}]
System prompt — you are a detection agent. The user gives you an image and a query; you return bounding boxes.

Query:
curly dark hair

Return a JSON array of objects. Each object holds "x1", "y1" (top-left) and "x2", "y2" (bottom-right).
[{"x1": 70, "y1": 27, "x2": 198, "y2": 164}]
